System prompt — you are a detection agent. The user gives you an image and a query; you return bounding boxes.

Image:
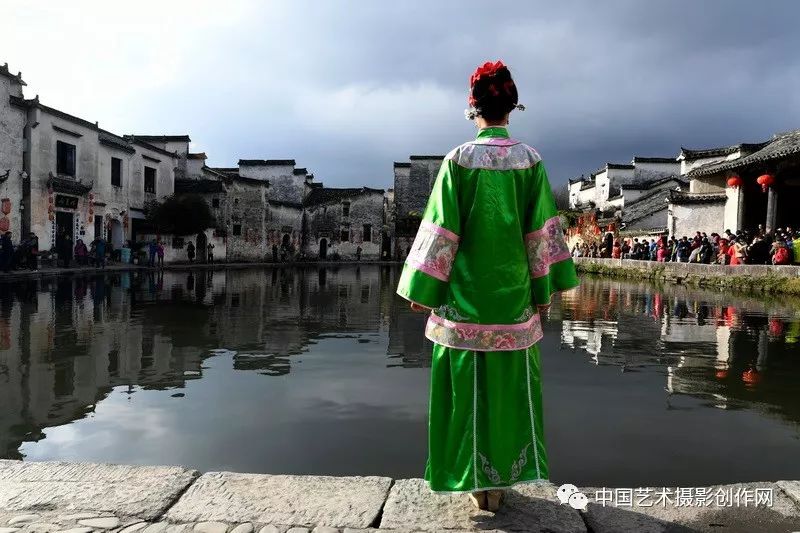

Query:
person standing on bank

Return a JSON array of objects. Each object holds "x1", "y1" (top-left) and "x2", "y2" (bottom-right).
[{"x1": 396, "y1": 61, "x2": 579, "y2": 512}]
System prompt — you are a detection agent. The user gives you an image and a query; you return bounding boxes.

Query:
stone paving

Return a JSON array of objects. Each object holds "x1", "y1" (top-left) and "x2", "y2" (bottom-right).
[{"x1": 1, "y1": 460, "x2": 799, "y2": 532}]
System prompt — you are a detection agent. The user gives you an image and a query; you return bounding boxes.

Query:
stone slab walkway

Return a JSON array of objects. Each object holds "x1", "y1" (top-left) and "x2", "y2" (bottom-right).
[{"x1": 1, "y1": 460, "x2": 799, "y2": 532}]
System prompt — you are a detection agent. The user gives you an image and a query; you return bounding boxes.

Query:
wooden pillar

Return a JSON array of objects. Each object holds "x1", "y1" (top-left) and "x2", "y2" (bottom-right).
[
  {"x1": 765, "y1": 186, "x2": 778, "y2": 232},
  {"x1": 735, "y1": 186, "x2": 744, "y2": 232}
]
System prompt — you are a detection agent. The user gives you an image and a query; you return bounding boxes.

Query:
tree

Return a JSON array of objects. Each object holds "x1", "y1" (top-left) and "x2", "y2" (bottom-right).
[
  {"x1": 552, "y1": 185, "x2": 570, "y2": 210},
  {"x1": 145, "y1": 194, "x2": 215, "y2": 236}
]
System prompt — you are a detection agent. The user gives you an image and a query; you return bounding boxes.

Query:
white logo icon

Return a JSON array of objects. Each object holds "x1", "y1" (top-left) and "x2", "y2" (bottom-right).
[{"x1": 557, "y1": 483, "x2": 589, "y2": 511}]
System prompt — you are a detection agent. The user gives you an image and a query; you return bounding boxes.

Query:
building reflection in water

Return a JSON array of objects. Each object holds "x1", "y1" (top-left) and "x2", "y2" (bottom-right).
[
  {"x1": 560, "y1": 277, "x2": 800, "y2": 418},
  {"x1": 5, "y1": 268, "x2": 800, "y2": 473},
  {"x1": 0, "y1": 266, "x2": 431, "y2": 459}
]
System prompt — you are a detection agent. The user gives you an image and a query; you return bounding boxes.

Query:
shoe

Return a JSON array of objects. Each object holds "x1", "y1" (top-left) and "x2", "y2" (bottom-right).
[
  {"x1": 468, "y1": 491, "x2": 488, "y2": 510},
  {"x1": 486, "y1": 490, "x2": 505, "y2": 512}
]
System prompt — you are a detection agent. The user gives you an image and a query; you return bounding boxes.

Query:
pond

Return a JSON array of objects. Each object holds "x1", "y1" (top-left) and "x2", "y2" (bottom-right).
[{"x1": 1, "y1": 267, "x2": 799, "y2": 487}]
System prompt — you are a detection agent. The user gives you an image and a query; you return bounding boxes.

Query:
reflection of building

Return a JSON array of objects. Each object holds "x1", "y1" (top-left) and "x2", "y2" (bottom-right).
[
  {"x1": 0, "y1": 265, "x2": 430, "y2": 457},
  {"x1": 670, "y1": 130, "x2": 800, "y2": 236},
  {"x1": 559, "y1": 276, "x2": 800, "y2": 427}
]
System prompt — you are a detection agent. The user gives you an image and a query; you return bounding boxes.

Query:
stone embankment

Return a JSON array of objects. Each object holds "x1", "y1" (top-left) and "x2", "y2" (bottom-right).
[
  {"x1": 575, "y1": 257, "x2": 800, "y2": 296},
  {"x1": 1, "y1": 460, "x2": 799, "y2": 533}
]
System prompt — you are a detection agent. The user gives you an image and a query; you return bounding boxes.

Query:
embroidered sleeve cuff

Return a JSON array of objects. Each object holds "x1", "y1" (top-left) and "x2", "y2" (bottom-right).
[
  {"x1": 525, "y1": 216, "x2": 571, "y2": 279},
  {"x1": 405, "y1": 221, "x2": 460, "y2": 281}
]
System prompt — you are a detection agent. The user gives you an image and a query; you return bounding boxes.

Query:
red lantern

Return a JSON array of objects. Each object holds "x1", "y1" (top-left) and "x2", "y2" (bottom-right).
[
  {"x1": 756, "y1": 174, "x2": 775, "y2": 192},
  {"x1": 726, "y1": 175, "x2": 743, "y2": 188},
  {"x1": 0, "y1": 218, "x2": 8, "y2": 232},
  {"x1": 1, "y1": 198, "x2": 10, "y2": 215},
  {"x1": 742, "y1": 368, "x2": 761, "y2": 386}
]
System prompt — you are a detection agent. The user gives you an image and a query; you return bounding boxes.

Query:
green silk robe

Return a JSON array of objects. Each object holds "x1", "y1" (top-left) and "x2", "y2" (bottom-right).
[{"x1": 396, "y1": 126, "x2": 579, "y2": 493}]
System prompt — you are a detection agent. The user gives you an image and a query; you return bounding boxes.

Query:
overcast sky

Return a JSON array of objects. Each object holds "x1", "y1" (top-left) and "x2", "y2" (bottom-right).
[{"x1": 3, "y1": 1, "x2": 800, "y2": 189}]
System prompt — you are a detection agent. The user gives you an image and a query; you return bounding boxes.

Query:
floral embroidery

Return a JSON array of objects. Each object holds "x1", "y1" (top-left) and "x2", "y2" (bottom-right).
[
  {"x1": 405, "y1": 221, "x2": 460, "y2": 282},
  {"x1": 436, "y1": 304, "x2": 470, "y2": 322},
  {"x1": 477, "y1": 442, "x2": 534, "y2": 486},
  {"x1": 515, "y1": 307, "x2": 534, "y2": 323},
  {"x1": 525, "y1": 216, "x2": 571, "y2": 279},
  {"x1": 478, "y1": 453, "x2": 503, "y2": 485},
  {"x1": 447, "y1": 142, "x2": 541, "y2": 170},
  {"x1": 509, "y1": 443, "x2": 531, "y2": 482},
  {"x1": 425, "y1": 312, "x2": 543, "y2": 352}
]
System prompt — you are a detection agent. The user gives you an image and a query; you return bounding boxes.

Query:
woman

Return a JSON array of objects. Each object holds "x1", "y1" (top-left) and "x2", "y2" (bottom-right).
[
  {"x1": 74, "y1": 238, "x2": 88, "y2": 266},
  {"x1": 396, "y1": 61, "x2": 578, "y2": 511}
]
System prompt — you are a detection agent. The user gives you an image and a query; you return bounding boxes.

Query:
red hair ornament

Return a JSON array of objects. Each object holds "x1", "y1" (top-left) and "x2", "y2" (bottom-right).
[{"x1": 465, "y1": 60, "x2": 526, "y2": 120}]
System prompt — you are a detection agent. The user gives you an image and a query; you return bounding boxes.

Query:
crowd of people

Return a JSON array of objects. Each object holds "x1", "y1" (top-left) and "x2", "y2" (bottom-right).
[
  {"x1": 572, "y1": 225, "x2": 800, "y2": 265},
  {"x1": 0, "y1": 230, "x2": 187, "y2": 273}
]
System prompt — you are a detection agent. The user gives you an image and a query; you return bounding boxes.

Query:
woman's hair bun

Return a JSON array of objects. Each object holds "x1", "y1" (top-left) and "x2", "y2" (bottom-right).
[{"x1": 468, "y1": 61, "x2": 519, "y2": 121}]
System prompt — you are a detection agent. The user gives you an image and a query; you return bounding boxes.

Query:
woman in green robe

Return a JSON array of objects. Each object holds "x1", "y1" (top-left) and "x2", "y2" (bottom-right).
[{"x1": 396, "y1": 61, "x2": 579, "y2": 511}]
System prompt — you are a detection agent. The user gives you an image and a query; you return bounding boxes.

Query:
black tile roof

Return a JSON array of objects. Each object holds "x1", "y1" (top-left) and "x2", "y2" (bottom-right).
[
  {"x1": 394, "y1": 162, "x2": 412, "y2": 168},
  {"x1": 606, "y1": 163, "x2": 635, "y2": 170},
  {"x1": 622, "y1": 189, "x2": 671, "y2": 225},
  {"x1": 268, "y1": 200, "x2": 303, "y2": 209},
  {"x1": 687, "y1": 129, "x2": 800, "y2": 178},
  {"x1": 11, "y1": 95, "x2": 99, "y2": 131},
  {"x1": 580, "y1": 181, "x2": 596, "y2": 191},
  {"x1": 667, "y1": 190, "x2": 727, "y2": 204},
  {"x1": 124, "y1": 136, "x2": 180, "y2": 159},
  {"x1": 304, "y1": 186, "x2": 384, "y2": 207},
  {"x1": 633, "y1": 156, "x2": 677, "y2": 163},
  {"x1": 174, "y1": 179, "x2": 225, "y2": 194},
  {"x1": 0, "y1": 63, "x2": 25, "y2": 85},
  {"x1": 293, "y1": 168, "x2": 307, "y2": 175},
  {"x1": 622, "y1": 176, "x2": 688, "y2": 191},
  {"x1": 238, "y1": 159, "x2": 296, "y2": 166},
  {"x1": 47, "y1": 175, "x2": 92, "y2": 195},
  {"x1": 132, "y1": 135, "x2": 191, "y2": 142},
  {"x1": 409, "y1": 155, "x2": 445, "y2": 160},
  {"x1": 187, "y1": 152, "x2": 207, "y2": 160},
  {"x1": 98, "y1": 130, "x2": 136, "y2": 154},
  {"x1": 679, "y1": 142, "x2": 769, "y2": 160}
]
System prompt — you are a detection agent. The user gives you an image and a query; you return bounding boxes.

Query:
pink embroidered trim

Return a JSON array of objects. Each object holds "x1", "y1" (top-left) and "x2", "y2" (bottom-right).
[
  {"x1": 425, "y1": 313, "x2": 543, "y2": 352},
  {"x1": 428, "y1": 313, "x2": 537, "y2": 332},
  {"x1": 471, "y1": 137, "x2": 521, "y2": 147},
  {"x1": 420, "y1": 220, "x2": 460, "y2": 242},
  {"x1": 405, "y1": 221, "x2": 460, "y2": 282},
  {"x1": 406, "y1": 259, "x2": 449, "y2": 282},
  {"x1": 525, "y1": 216, "x2": 571, "y2": 279}
]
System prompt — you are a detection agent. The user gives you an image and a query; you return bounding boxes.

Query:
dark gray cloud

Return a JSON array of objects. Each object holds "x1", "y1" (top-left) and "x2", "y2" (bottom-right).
[{"x1": 6, "y1": 0, "x2": 800, "y2": 188}]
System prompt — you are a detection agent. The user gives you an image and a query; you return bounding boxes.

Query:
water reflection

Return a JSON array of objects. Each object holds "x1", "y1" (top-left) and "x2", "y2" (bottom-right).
[
  {"x1": 2, "y1": 269, "x2": 800, "y2": 485},
  {"x1": 560, "y1": 277, "x2": 800, "y2": 418},
  {"x1": 0, "y1": 266, "x2": 431, "y2": 464}
]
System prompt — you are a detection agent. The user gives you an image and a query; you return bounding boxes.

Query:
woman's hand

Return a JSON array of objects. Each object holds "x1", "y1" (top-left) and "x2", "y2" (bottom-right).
[{"x1": 410, "y1": 302, "x2": 431, "y2": 313}]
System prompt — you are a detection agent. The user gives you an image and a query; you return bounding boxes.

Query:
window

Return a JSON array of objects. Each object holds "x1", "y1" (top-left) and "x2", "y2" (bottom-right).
[
  {"x1": 362, "y1": 224, "x2": 372, "y2": 242},
  {"x1": 342, "y1": 201, "x2": 350, "y2": 217},
  {"x1": 340, "y1": 228, "x2": 349, "y2": 242},
  {"x1": 144, "y1": 166, "x2": 156, "y2": 194},
  {"x1": 111, "y1": 157, "x2": 122, "y2": 187},
  {"x1": 212, "y1": 198, "x2": 220, "y2": 208},
  {"x1": 233, "y1": 224, "x2": 242, "y2": 236},
  {"x1": 56, "y1": 141, "x2": 76, "y2": 177}
]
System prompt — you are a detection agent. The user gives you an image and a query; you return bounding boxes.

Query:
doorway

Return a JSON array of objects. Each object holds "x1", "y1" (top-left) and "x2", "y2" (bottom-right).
[
  {"x1": 110, "y1": 220, "x2": 124, "y2": 248},
  {"x1": 381, "y1": 231, "x2": 391, "y2": 260},
  {"x1": 319, "y1": 238, "x2": 328, "y2": 260},
  {"x1": 196, "y1": 232, "x2": 208, "y2": 263},
  {"x1": 56, "y1": 211, "x2": 74, "y2": 242}
]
